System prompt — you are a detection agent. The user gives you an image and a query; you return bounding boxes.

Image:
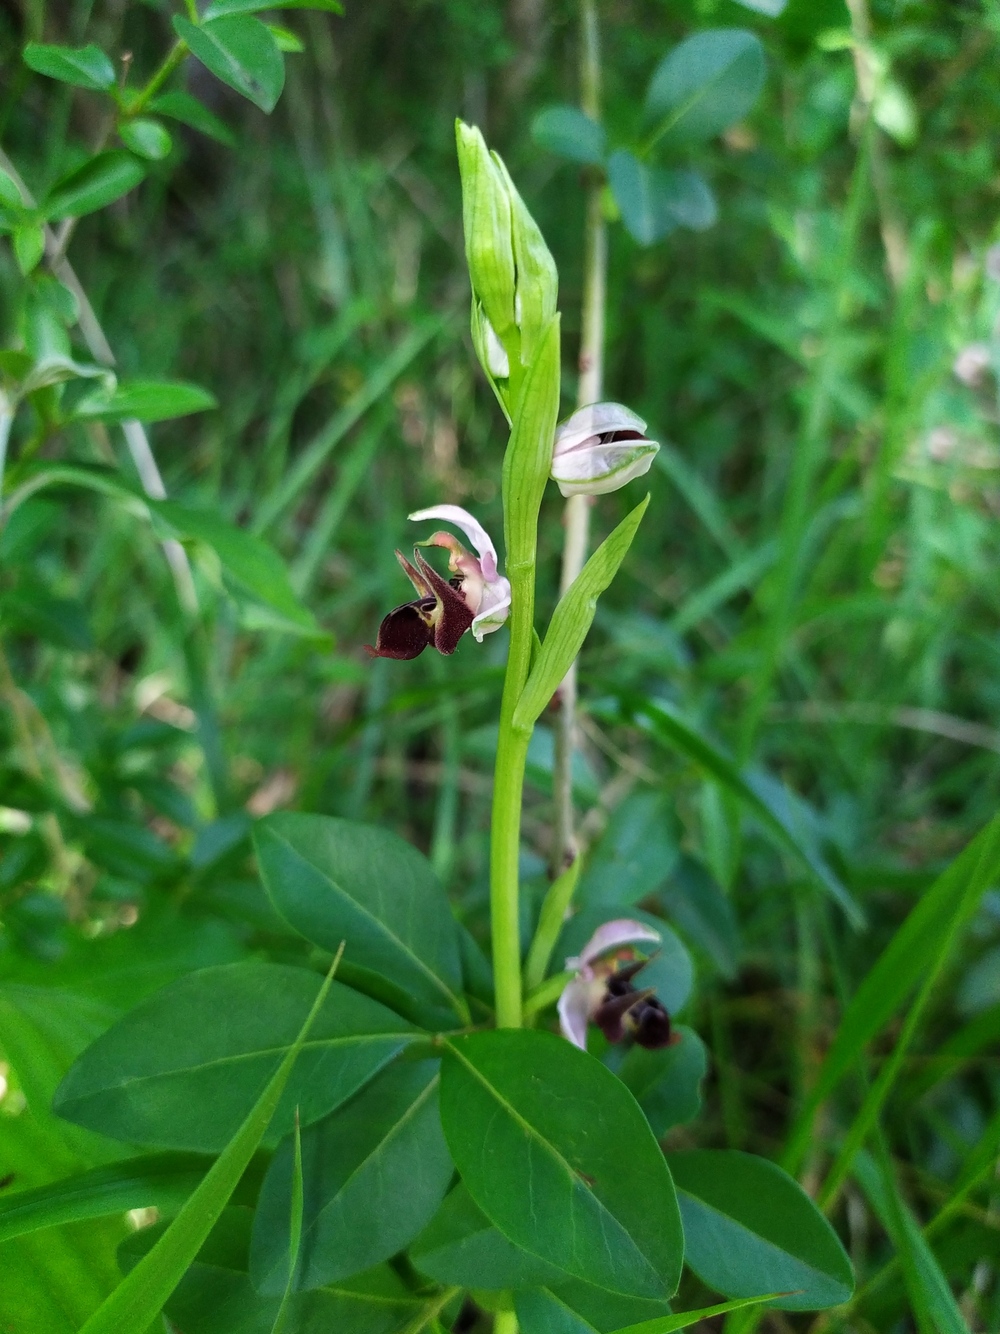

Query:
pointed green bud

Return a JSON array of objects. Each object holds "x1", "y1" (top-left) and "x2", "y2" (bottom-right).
[
  {"x1": 491, "y1": 153, "x2": 558, "y2": 368},
  {"x1": 455, "y1": 120, "x2": 516, "y2": 341}
]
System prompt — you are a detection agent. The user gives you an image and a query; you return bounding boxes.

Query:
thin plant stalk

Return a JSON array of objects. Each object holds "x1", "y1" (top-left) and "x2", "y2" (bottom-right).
[
  {"x1": 551, "y1": 0, "x2": 606, "y2": 874},
  {"x1": 490, "y1": 552, "x2": 537, "y2": 1029}
]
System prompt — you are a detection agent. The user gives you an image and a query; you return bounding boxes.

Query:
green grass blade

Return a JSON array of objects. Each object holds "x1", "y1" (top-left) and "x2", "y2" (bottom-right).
[
  {"x1": 253, "y1": 319, "x2": 445, "y2": 533},
  {"x1": 634, "y1": 697, "x2": 863, "y2": 926},
  {"x1": 77, "y1": 948, "x2": 344, "y2": 1334},
  {"x1": 268, "y1": 1108, "x2": 304, "y2": 1334},
  {"x1": 0, "y1": 1154, "x2": 209, "y2": 1243},
  {"x1": 853, "y1": 1146, "x2": 970, "y2": 1334},
  {"x1": 610, "y1": 1292, "x2": 788, "y2": 1333},
  {"x1": 783, "y1": 813, "x2": 1000, "y2": 1175}
]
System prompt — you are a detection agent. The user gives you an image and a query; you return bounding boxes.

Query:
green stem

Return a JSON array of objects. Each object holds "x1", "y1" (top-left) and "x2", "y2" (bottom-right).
[
  {"x1": 128, "y1": 39, "x2": 188, "y2": 116},
  {"x1": 490, "y1": 562, "x2": 535, "y2": 1029}
]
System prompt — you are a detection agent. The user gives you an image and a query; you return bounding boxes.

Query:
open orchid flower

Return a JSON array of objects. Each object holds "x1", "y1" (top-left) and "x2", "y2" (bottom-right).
[
  {"x1": 409, "y1": 505, "x2": 511, "y2": 643},
  {"x1": 550, "y1": 403, "x2": 659, "y2": 498},
  {"x1": 557, "y1": 918, "x2": 677, "y2": 1052},
  {"x1": 366, "y1": 505, "x2": 510, "y2": 659}
]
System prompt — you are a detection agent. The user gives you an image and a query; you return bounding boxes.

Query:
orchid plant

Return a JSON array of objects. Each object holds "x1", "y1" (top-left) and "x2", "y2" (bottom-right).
[{"x1": 23, "y1": 119, "x2": 854, "y2": 1334}]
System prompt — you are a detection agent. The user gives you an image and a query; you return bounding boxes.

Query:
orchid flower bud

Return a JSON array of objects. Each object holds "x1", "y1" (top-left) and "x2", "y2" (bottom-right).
[
  {"x1": 455, "y1": 122, "x2": 516, "y2": 344},
  {"x1": 550, "y1": 403, "x2": 660, "y2": 498},
  {"x1": 491, "y1": 154, "x2": 558, "y2": 368}
]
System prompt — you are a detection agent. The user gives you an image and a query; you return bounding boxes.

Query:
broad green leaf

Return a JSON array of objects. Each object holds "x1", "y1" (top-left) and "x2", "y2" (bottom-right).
[
  {"x1": 174, "y1": 15, "x2": 285, "y2": 115},
  {"x1": 667, "y1": 1151, "x2": 853, "y2": 1310},
  {"x1": 558, "y1": 905, "x2": 693, "y2": 1015},
  {"x1": 149, "y1": 90, "x2": 236, "y2": 146},
  {"x1": 251, "y1": 1059, "x2": 452, "y2": 1292},
  {"x1": 514, "y1": 497, "x2": 649, "y2": 731},
  {"x1": 121, "y1": 1210, "x2": 422, "y2": 1334},
  {"x1": 516, "y1": 1280, "x2": 674, "y2": 1333},
  {"x1": 0, "y1": 1153, "x2": 208, "y2": 1242},
  {"x1": 607, "y1": 157, "x2": 716, "y2": 245},
  {"x1": 783, "y1": 813, "x2": 1000, "y2": 1172},
  {"x1": 74, "y1": 378, "x2": 216, "y2": 422},
  {"x1": 630, "y1": 698, "x2": 864, "y2": 927},
  {"x1": 617, "y1": 1027, "x2": 707, "y2": 1137},
  {"x1": 644, "y1": 29, "x2": 766, "y2": 145},
  {"x1": 577, "y1": 791, "x2": 680, "y2": 909},
  {"x1": 254, "y1": 813, "x2": 466, "y2": 1027},
  {"x1": 75, "y1": 956, "x2": 341, "y2": 1334},
  {"x1": 531, "y1": 106, "x2": 607, "y2": 164},
  {"x1": 411, "y1": 1183, "x2": 565, "y2": 1290},
  {"x1": 440, "y1": 1029, "x2": 683, "y2": 1299},
  {"x1": 655, "y1": 169, "x2": 717, "y2": 230},
  {"x1": 53, "y1": 962, "x2": 417, "y2": 1151},
  {"x1": 659, "y1": 856, "x2": 740, "y2": 980},
  {"x1": 154, "y1": 500, "x2": 317, "y2": 634},
  {"x1": 118, "y1": 118, "x2": 173, "y2": 161},
  {"x1": 607, "y1": 151, "x2": 667, "y2": 246},
  {"x1": 206, "y1": 0, "x2": 344, "y2": 13},
  {"x1": 43, "y1": 150, "x2": 145, "y2": 220},
  {"x1": 23, "y1": 41, "x2": 115, "y2": 91},
  {"x1": 502, "y1": 316, "x2": 561, "y2": 571}
]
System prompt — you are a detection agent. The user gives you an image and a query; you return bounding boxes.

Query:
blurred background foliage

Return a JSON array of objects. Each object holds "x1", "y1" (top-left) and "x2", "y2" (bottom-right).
[{"x1": 2, "y1": 0, "x2": 1000, "y2": 1328}]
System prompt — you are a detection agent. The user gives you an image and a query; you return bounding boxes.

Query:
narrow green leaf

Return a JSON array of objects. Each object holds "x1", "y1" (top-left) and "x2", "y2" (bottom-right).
[
  {"x1": 0, "y1": 1154, "x2": 208, "y2": 1243},
  {"x1": 440, "y1": 1030, "x2": 683, "y2": 1299},
  {"x1": 0, "y1": 167, "x2": 23, "y2": 209},
  {"x1": 608, "y1": 1294, "x2": 791, "y2": 1334},
  {"x1": 74, "y1": 379, "x2": 216, "y2": 423},
  {"x1": 154, "y1": 501, "x2": 317, "y2": 633},
  {"x1": 206, "y1": 0, "x2": 343, "y2": 14},
  {"x1": 149, "y1": 90, "x2": 236, "y2": 146},
  {"x1": 76, "y1": 950, "x2": 343, "y2": 1334},
  {"x1": 514, "y1": 497, "x2": 649, "y2": 731},
  {"x1": 268, "y1": 1111, "x2": 303, "y2": 1334},
  {"x1": 23, "y1": 41, "x2": 115, "y2": 91},
  {"x1": 531, "y1": 106, "x2": 607, "y2": 165},
  {"x1": 853, "y1": 1148, "x2": 968, "y2": 1334},
  {"x1": 174, "y1": 15, "x2": 285, "y2": 115},
  {"x1": 632, "y1": 698, "x2": 864, "y2": 927},
  {"x1": 783, "y1": 813, "x2": 1000, "y2": 1173},
  {"x1": 44, "y1": 151, "x2": 145, "y2": 221},
  {"x1": 516, "y1": 1281, "x2": 674, "y2": 1332}
]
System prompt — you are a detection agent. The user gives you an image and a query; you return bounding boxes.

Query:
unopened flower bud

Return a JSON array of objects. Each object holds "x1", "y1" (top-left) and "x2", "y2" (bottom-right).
[
  {"x1": 455, "y1": 121, "x2": 516, "y2": 343},
  {"x1": 551, "y1": 403, "x2": 659, "y2": 497},
  {"x1": 491, "y1": 154, "x2": 558, "y2": 367}
]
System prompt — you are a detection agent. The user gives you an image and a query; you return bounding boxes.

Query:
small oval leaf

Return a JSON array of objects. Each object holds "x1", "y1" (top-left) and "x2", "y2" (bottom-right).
[
  {"x1": 532, "y1": 106, "x2": 607, "y2": 165},
  {"x1": 23, "y1": 41, "x2": 116, "y2": 91},
  {"x1": 174, "y1": 14, "x2": 285, "y2": 114}
]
